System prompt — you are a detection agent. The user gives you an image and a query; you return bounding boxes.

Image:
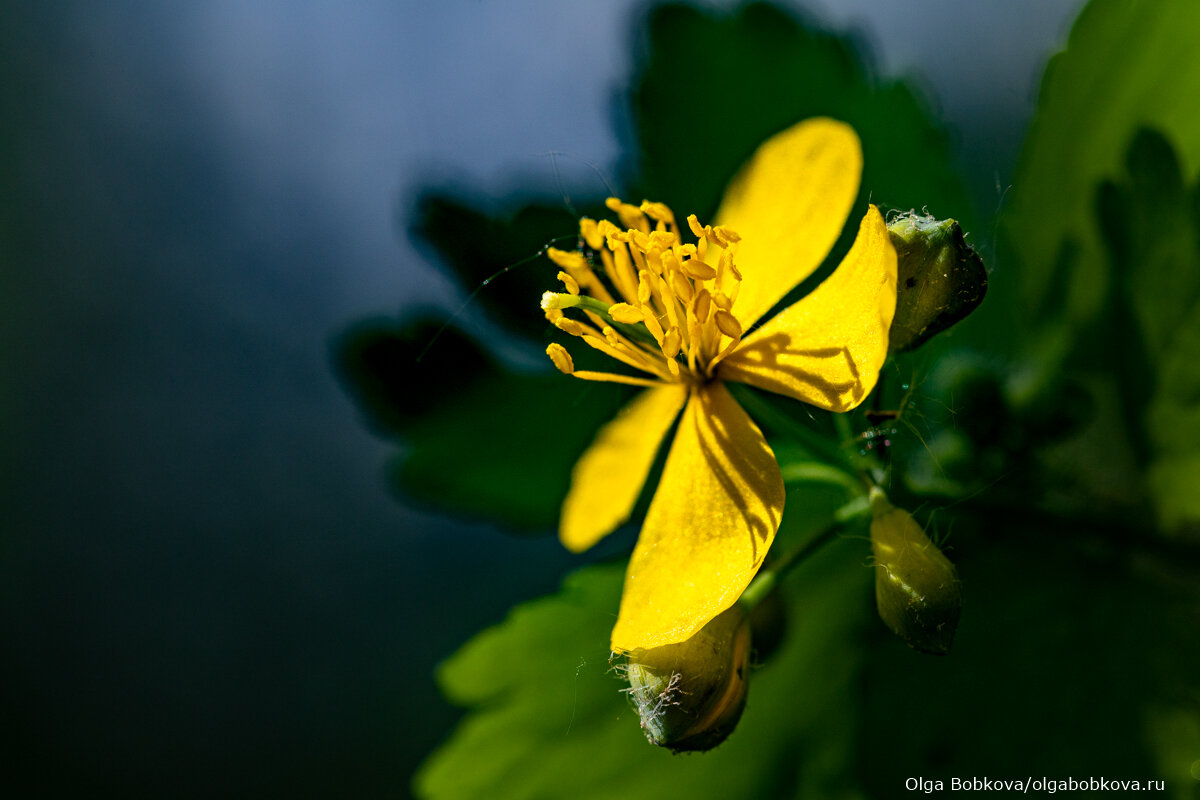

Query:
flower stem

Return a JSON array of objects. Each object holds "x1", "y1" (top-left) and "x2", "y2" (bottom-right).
[
  {"x1": 738, "y1": 494, "x2": 872, "y2": 611},
  {"x1": 779, "y1": 462, "x2": 863, "y2": 495},
  {"x1": 731, "y1": 387, "x2": 857, "y2": 474}
]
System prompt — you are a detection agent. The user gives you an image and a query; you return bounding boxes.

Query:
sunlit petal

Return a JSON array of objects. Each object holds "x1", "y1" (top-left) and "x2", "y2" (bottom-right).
[
  {"x1": 717, "y1": 205, "x2": 897, "y2": 411},
  {"x1": 560, "y1": 384, "x2": 689, "y2": 553},
  {"x1": 714, "y1": 118, "x2": 862, "y2": 329},
  {"x1": 610, "y1": 382, "x2": 785, "y2": 652}
]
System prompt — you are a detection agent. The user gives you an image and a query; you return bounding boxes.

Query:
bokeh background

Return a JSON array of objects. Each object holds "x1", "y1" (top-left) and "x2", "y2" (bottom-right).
[{"x1": 0, "y1": 1, "x2": 1087, "y2": 795}]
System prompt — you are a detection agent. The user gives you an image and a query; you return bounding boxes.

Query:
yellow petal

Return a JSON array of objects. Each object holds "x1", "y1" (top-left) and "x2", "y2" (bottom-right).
[
  {"x1": 560, "y1": 384, "x2": 688, "y2": 553},
  {"x1": 610, "y1": 382, "x2": 785, "y2": 652},
  {"x1": 717, "y1": 205, "x2": 898, "y2": 412},
  {"x1": 714, "y1": 118, "x2": 862, "y2": 329}
]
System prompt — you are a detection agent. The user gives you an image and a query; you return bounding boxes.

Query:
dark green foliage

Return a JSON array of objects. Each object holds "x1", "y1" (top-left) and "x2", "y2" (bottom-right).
[
  {"x1": 415, "y1": 531, "x2": 874, "y2": 800},
  {"x1": 630, "y1": 4, "x2": 971, "y2": 231},
  {"x1": 410, "y1": 196, "x2": 590, "y2": 341},
  {"x1": 1001, "y1": 0, "x2": 1200, "y2": 332},
  {"x1": 334, "y1": 315, "x2": 628, "y2": 530},
  {"x1": 1095, "y1": 129, "x2": 1200, "y2": 535}
]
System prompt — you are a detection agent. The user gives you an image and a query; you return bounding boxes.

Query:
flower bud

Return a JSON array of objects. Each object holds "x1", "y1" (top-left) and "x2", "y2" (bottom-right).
[
  {"x1": 886, "y1": 212, "x2": 987, "y2": 352},
  {"x1": 870, "y1": 489, "x2": 962, "y2": 654},
  {"x1": 621, "y1": 605, "x2": 751, "y2": 752}
]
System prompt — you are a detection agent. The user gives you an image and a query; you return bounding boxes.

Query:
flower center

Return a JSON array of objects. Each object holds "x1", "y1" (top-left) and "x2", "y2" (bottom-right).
[{"x1": 541, "y1": 197, "x2": 745, "y2": 387}]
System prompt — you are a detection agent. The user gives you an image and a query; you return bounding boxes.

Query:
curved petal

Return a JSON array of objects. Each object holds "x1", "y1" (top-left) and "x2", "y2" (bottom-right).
[
  {"x1": 610, "y1": 382, "x2": 785, "y2": 652},
  {"x1": 714, "y1": 118, "x2": 862, "y2": 329},
  {"x1": 560, "y1": 384, "x2": 688, "y2": 553},
  {"x1": 717, "y1": 205, "x2": 898, "y2": 412}
]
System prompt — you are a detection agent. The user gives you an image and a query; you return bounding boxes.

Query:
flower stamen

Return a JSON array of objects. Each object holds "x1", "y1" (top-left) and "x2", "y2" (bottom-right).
[{"x1": 542, "y1": 197, "x2": 745, "y2": 386}]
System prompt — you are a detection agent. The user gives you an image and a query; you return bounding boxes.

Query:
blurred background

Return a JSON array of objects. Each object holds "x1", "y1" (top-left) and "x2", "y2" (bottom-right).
[{"x1": 0, "y1": 1, "x2": 1084, "y2": 795}]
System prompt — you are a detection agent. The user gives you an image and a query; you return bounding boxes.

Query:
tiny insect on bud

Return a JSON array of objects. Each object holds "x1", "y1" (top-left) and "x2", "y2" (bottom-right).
[
  {"x1": 870, "y1": 489, "x2": 962, "y2": 654},
  {"x1": 621, "y1": 604, "x2": 751, "y2": 752}
]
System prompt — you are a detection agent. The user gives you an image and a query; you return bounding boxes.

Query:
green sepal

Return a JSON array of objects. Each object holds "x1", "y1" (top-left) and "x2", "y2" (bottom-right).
[
  {"x1": 886, "y1": 212, "x2": 988, "y2": 352},
  {"x1": 869, "y1": 490, "x2": 962, "y2": 654},
  {"x1": 622, "y1": 605, "x2": 751, "y2": 753}
]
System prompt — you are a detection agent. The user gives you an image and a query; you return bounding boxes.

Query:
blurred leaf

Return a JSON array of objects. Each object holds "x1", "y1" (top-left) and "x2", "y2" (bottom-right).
[
  {"x1": 334, "y1": 315, "x2": 627, "y2": 530},
  {"x1": 336, "y1": 312, "x2": 486, "y2": 435},
  {"x1": 1144, "y1": 705, "x2": 1200, "y2": 800},
  {"x1": 857, "y1": 520, "x2": 1200, "y2": 791},
  {"x1": 1002, "y1": 0, "x2": 1200, "y2": 329},
  {"x1": 631, "y1": 3, "x2": 972, "y2": 232},
  {"x1": 415, "y1": 525, "x2": 876, "y2": 800},
  {"x1": 1096, "y1": 130, "x2": 1200, "y2": 534},
  {"x1": 411, "y1": 196, "x2": 591, "y2": 342}
]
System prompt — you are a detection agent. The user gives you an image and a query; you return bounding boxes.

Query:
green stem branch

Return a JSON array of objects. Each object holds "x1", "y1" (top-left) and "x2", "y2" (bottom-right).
[
  {"x1": 739, "y1": 495, "x2": 872, "y2": 610},
  {"x1": 732, "y1": 388, "x2": 856, "y2": 474}
]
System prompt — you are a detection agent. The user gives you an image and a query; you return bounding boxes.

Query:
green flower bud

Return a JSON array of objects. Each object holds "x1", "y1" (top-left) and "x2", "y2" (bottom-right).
[
  {"x1": 870, "y1": 489, "x2": 962, "y2": 654},
  {"x1": 886, "y1": 212, "x2": 988, "y2": 352},
  {"x1": 622, "y1": 605, "x2": 751, "y2": 752}
]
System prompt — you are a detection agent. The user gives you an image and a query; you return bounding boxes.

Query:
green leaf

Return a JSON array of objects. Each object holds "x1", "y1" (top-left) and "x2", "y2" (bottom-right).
[
  {"x1": 414, "y1": 527, "x2": 875, "y2": 800},
  {"x1": 333, "y1": 315, "x2": 628, "y2": 530},
  {"x1": 1094, "y1": 129, "x2": 1200, "y2": 533},
  {"x1": 1002, "y1": 0, "x2": 1200, "y2": 329},
  {"x1": 410, "y1": 195, "x2": 591, "y2": 342},
  {"x1": 631, "y1": 3, "x2": 972, "y2": 233}
]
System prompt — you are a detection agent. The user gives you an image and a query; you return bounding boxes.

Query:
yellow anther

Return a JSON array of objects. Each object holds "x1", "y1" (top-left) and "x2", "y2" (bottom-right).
[
  {"x1": 579, "y1": 217, "x2": 604, "y2": 250},
  {"x1": 693, "y1": 289, "x2": 713, "y2": 324},
  {"x1": 547, "y1": 247, "x2": 586, "y2": 271},
  {"x1": 640, "y1": 201, "x2": 675, "y2": 227},
  {"x1": 713, "y1": 225, "x2": 741, "y2": 244},
  {"x1": 602, "y1": 325, "x2": 622, "y2": 347},
  {"x1": 687, "y1": 214, "x2": 706, "y2": 240},
  {"x1": 606, "y1": 197, "x2": 650, "y2": 233},
  {"x1": 714, "y1": 309, "x2": 742, "y2": 339},
  {"x1": 637, "y1": 271, "x2": 654, "y2": 305},
  {"x1": 660, "y1": 247, "x2": 679, "y2": 271},
  {"x1": 557, "y1": 271, "x2": 580, "y2": 295},
  {"x1": 713, "y1": 291, "x2": 733, "y2": 311},
  {"x1": 546, "y1": 343, "x2": 574, "y2": 375},
  {"x1": 682, "y1": 258, "x2": 718, "y2": 281},
  {"x1": 554, "y1": 317, "x2": 584, "y2": 337},
  {"x1": 628, "y1": 230, "x2": 653, "y2": 255},
  {"x1": 609, "y1": 302, "x2": 645, "y2": 324},
  {"x1": 678, "y1": 243, "x2": 698, "y2": 258},
  {"x1": 669, "y1": 270, "x2": 695, "y2": 303},
  {"x1": 646, "y1": 230, "x2": 675, "y2": 251},
  {"x1": 597, "y1": 218, "x2": 622, "y2": 237},
  {"x1": 662, "y1": 327, "x2": 682, "y2": 359},
  {"x1": 544, "y1": 308, "x2": 563, "y2": 323}
]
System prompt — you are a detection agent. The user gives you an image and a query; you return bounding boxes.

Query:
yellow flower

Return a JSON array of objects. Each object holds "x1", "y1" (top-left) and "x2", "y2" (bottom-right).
[{"x1": 541, "y1": 118, "x2": 897, "y2": 653}]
